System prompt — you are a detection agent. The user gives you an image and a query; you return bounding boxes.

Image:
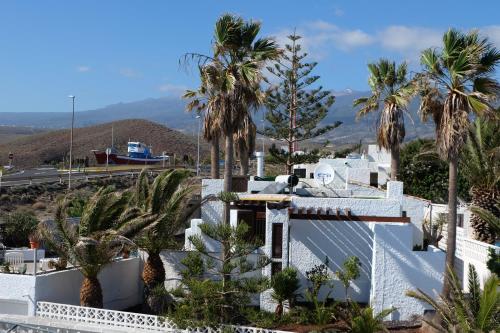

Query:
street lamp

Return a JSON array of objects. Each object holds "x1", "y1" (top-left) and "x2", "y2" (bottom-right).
[
  {"x1": 195, "y1": 115, "x2": 201, "y2": 176},
  {"x1": 68, "y1": 95, "x2": 75, "y2": 190}
]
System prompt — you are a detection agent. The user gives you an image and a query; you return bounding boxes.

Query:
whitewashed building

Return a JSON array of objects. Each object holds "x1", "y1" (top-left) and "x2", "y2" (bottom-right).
[{"x1": 181, "y1": 171, "x2": 445, "y2": 320}]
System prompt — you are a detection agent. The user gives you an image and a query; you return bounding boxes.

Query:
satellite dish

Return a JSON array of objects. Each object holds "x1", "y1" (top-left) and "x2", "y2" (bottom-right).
[{"x1": 314, "y1": 164, "x2": 335, "y2": 186}]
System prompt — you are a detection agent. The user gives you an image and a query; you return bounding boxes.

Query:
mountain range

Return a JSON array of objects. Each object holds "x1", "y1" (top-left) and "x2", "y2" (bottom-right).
[{"x1": 0, "y1": 90, "x2": 435, "y2": 144}]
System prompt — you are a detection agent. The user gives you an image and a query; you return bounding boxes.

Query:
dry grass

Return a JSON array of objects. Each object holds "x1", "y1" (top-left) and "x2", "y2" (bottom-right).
[{"x1": 0, "y1": 119, "x2": 209, "y2": 168}]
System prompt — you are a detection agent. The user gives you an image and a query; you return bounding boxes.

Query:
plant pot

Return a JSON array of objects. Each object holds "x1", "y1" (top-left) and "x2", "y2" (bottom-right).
[{"x1": 29, "y1": 241, "x2": 39, "y2": 249}]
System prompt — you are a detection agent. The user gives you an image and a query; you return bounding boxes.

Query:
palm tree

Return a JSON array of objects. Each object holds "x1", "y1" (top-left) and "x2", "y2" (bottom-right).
[
  {"x1": 234, "y1": 113, "x2": 257, "y2": 176},
  {"x1": 41, "y1": 187, "x2": 140, "y2": 308},
  {"x1": 185, "y1": 14, "x2": 280, "y2": 223},
  {"x1": 354, "y1": 59, "x2": 417, "y2": 180},
  {"x1": 417, "y1": 29, "x2": 500, "y2": 295},
  {"x1": 461, "y1": 116, "x2": 500, "y2": 243},
  {"x1": 407, "y1": 265, "x2": 499, "y2": 332},
  {"x1": 184, "y1": 66, "x2": 222, "y2": 179},
  {"x1": 129, "y1": 169, "x2": 201, "y2": 290}
]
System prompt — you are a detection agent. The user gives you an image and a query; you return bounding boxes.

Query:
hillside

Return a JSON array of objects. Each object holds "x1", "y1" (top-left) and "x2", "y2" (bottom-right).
[
  {"x1": 0, "y1": 119, "x2": 208, "y2": 168},
  {"x1": 0, "y1": 126, "x2": 47, "y2": 145},
  {"x1": 0, "y1": 92, "x2": 436, "y2": 143}
]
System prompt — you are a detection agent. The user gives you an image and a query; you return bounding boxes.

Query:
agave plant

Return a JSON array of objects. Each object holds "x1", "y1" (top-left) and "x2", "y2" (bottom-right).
[
  {"x1": 406, "y1": 265, "x2": 499, "y2": 332},
  {"x1": 41, "y1": 187, "x2": 140, "y2": 308}
]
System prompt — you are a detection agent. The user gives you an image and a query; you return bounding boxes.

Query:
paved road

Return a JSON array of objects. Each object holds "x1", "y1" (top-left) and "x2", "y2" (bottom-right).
[
  {"x1": 1, "y1": 168, "x2": 139, "y2": 187},
  {"x1": 0, "y1": 167, "x2": 195, "y2": 188}
]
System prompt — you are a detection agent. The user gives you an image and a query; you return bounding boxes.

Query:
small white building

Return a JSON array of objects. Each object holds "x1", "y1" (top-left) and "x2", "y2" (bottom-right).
[
  {"x1": 181, "y1": 175, "x2": 445, "y2": 321},
  {"x1": 293, "y1": 144, "x2": 391, "y2": 188}
]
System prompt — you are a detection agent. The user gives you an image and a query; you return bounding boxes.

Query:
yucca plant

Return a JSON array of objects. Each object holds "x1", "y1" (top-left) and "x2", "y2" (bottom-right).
[
  {"x1": 417, "y1": 29, "x2": 500, "y2": 295},
  {"x1": 41, "y1": 187, "x2": 139, "y2": 308},
  {"x1": 406, "y1": 265, "x2": 500, "y2": 332},
  {"x1": 354, "y1": 59, "x2": 417, "y2": 180}
]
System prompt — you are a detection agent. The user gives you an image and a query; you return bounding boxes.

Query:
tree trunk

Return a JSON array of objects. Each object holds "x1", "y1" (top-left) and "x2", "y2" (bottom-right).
[
  {"x1": 239, "y1": 145, "x2": 249, "y2": 176},
  {"x1": 142, "y1": 252, "x2": 165, "y2": 289},
  {"x1": 80, "y1": 276, "x2": 103, "y2": 308},
  {"x1": 390, "y1": 145, "x2": 400, "y2": 181},
  {"x1": 286, "y1": 141, "x2": 293, "y2": 175},
  {"x1": 211, "y1": 135, "x2": 220, "y2": 179},
  {"x1": 443, "y1": 157, "x2": 458, "y2": 297},
  {"x1": 223, "y1": 134, "x2": 234, "y2": 225}
]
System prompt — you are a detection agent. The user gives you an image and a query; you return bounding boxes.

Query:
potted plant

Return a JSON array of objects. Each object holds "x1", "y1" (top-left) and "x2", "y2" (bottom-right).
[{"x1": 28, "y1": 232, "x2": 41, "y2": 249}]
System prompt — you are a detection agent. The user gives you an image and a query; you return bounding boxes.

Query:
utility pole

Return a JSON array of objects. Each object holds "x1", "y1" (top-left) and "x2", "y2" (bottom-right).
[{"x1": 68, "y1": 95, "x2": 75, "y2": 190}]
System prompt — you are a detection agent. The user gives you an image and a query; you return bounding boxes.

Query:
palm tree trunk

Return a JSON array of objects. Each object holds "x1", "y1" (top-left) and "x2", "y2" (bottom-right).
[
  {"x1": 443, "y1": 157, "x2": 458, "y2": 297},
  {"x1": 390, "y1": 145, "x2": 400, "y2": 181},
  {"x1": 470, "y1": 187, "x2": 498, "y2": 243},
  {"x1": 80, "y1": 276, "x2": 103, "y2": 308},
  {"x1": 142, "y1": 252, "x2": 165, "y2": 289},
  {"x1": 211, "y1": 135, "x2": 220, "y2": 179},
  {"x1": 239, "y1": 145, "x2": 249, "y2": 176},
  {"x1": 223, "y1": 134, "x2": 234, "y2": 225}
]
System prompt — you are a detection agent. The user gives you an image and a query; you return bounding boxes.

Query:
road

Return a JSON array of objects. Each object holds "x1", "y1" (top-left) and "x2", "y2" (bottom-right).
[{"x1": 0, "y1": 167, "x2": 159, "y2": 187}]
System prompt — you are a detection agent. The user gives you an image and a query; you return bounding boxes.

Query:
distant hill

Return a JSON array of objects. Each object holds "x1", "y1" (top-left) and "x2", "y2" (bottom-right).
[
  {"x1": 0, "y1": 126, "x2": 48, "y2": 144},
  {"x1": 0, "y1": 91, "x2": 435, "y2": 144},
  {"x1": 0, "y1": 119, "x2": 209, "y2": 168}
]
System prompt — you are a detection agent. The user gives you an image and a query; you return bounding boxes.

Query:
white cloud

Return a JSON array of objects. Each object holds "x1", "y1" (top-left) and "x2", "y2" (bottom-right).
[
  {"x1": 76, "y1": 65, "x2": 91, "y2": 72},
  {"x1": 119, "y1": 68, "x2": 141, "y2": 78},
  {"x1": 482, "y1": 25, "x2": 500, "y2": 47},
  {"x1": 272, "y1": 22, "x2": 500, "y2": 64},
  {"x1": 158, "y1": 83, "x2": 187, "y2": 96},
  {"x1": 377, "y1": 26, "x2": 442, "y2": 56},
  {"x1": 333, "y1": 8, "x2": 344, "y2": 17}
]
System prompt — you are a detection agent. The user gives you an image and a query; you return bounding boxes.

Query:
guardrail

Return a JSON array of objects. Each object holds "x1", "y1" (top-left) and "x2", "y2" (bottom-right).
[{"x1": 36, "y1": 301, "x2": 292, "y2": 333}]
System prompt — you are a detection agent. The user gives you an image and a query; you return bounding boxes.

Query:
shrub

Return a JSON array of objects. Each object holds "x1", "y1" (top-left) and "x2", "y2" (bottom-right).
[
  {"x1": 32, "y1": 201, "x2": 46, "y2": 210},
  {"x1": 335, "y1": 256, "x2": 361, "y2": 301},
  {"x1": 1, "y1": 209, "x2": 39, "y2": 248},
  {"x1": 271, "y1": 267, "x2": 300, "y2": 317}
]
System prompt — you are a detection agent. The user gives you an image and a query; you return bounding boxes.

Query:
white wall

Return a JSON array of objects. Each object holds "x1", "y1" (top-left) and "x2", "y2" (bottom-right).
[
  {"x1": 289, "y1": 220, "x2": 375, "y2": 303},
  {"x1": 370, "y1": 224, "x2": 445, "y2": 321},
  {"x1": 348, "y1": 183, "x2": 429, "y2": 246},
  {"x1": 0, "y1": 258, "x2": 142, "y2": 316},
  {"x1": 0, "y1": 274, "x2": 35, "y2": 315}
]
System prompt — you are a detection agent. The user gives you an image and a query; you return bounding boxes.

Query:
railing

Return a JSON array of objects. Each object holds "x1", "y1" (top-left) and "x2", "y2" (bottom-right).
[{"x1": 36, "y1": 302, "x2": 292, "y2": 333}]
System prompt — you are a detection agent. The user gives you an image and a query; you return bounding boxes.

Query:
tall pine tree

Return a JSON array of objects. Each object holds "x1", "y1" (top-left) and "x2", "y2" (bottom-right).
[{"x1": 263, "y1": 32, "x2": 341, "y2": 174}]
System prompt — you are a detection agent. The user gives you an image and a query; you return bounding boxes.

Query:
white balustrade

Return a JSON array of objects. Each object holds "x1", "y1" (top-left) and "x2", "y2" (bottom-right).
[{"x1": 36, "y1": 301, "x2": 292, "y2": 333}]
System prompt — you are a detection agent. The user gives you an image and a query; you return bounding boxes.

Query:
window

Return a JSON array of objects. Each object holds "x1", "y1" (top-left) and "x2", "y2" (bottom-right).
[
  {"x1": 402, "y1": 211, "x2": 407, "y2": 217},
  {"x1": 370, "y1": 172, "x2": 378, "y2": 187},
  {"x1": 294, "y1": 168, "x2": 306, "y2": 178},
  {"x1": 237, "y1": 209, "x2": 265, "y2": 244},
  {"x1": 458, "y1": 214, "x2": 464, "y2": 228},
  {"x1": 272, "y1": 223, "x2": 283, "y2": 259}
]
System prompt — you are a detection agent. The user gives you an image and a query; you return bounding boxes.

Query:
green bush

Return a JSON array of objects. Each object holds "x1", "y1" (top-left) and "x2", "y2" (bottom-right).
[
  {"x1": 271, "y1": 267, "x2": 300, "y2": 317},
  {"x1": 1, "y1": 209, "x2": 39, "y2": 248}
]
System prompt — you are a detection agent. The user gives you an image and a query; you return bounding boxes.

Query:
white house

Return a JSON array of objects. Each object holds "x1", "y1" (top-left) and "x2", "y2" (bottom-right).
[{"x1": 180, "y1": 175, "x2": 445, "y2": 321}]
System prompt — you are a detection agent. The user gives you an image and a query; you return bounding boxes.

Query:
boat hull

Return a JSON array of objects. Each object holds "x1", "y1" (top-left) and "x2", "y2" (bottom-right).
[{"x1": 93, "y1": 151, "x2": 163, "y2": 165}]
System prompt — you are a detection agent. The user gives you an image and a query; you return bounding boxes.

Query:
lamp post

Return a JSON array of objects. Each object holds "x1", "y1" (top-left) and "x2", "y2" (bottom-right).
[
  {"x1": 68, "y1": 95, "x2": 75, "y2": 190},
  {"x1": 196, "y1": 115, "x2": 201, "y2": 176}
]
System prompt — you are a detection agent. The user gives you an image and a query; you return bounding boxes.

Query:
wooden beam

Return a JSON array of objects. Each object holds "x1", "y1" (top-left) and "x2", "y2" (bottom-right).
[{"x1": 290, "y1": 214, "x2": 411, "y2": 223}]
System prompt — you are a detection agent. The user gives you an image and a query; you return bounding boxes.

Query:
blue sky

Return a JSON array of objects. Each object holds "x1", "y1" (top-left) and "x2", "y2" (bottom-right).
[{"x1": 1, "y1": 0, "x2": 500, "y2": 113}]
